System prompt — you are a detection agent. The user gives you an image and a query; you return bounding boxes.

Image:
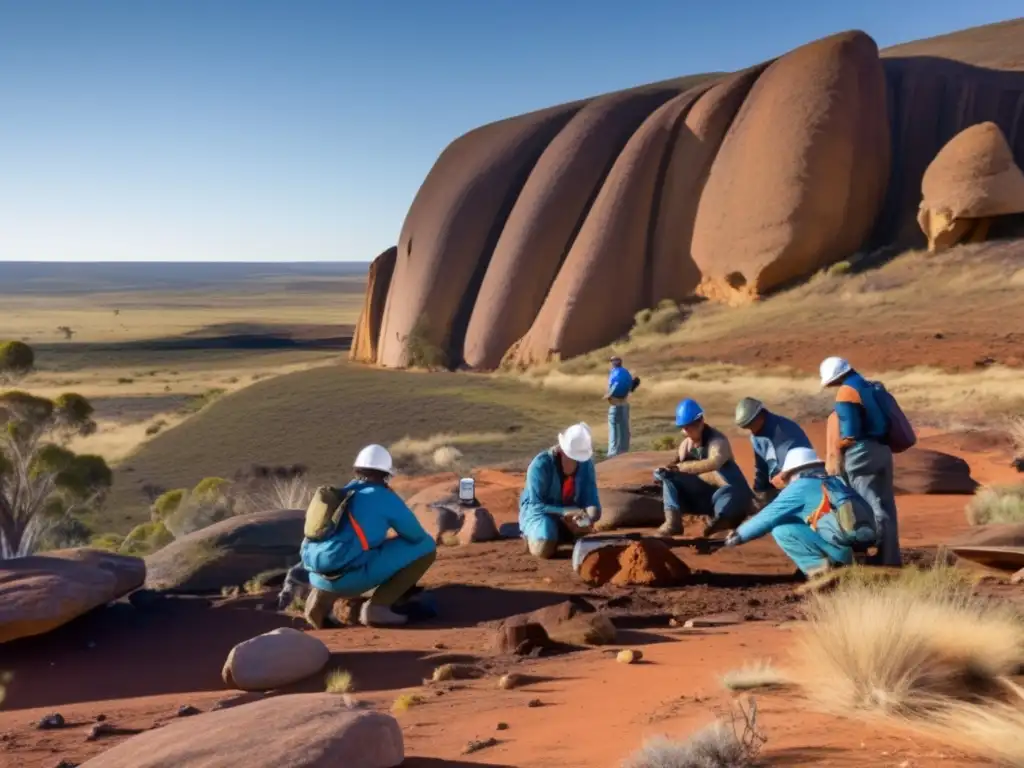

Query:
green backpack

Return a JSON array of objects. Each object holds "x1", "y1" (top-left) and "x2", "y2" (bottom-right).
[{"x1": 303, "y1": 485, "x2": 359, "y2": 543}]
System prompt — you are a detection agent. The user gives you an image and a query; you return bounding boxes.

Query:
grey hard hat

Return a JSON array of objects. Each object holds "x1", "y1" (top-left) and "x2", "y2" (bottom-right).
[{"x1": 735, "y1": 397, "x2": 765, "y2": 428}]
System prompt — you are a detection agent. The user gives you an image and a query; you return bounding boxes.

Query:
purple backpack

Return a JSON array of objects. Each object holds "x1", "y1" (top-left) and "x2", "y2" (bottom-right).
[{"x1": 869, "y1": 382, "x2": 916, "y2": 453}]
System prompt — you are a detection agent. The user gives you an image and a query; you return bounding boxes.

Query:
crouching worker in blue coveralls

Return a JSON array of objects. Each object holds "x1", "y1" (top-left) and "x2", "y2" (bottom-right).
[
  {"x1": 722, "y1": 447, "x2": 877, "y2": 578},
  {"x1": 301, "y1": 444, "x2": 436, "y2": 628},
  {"x1": 520, "y1": 423, "x2": 602, "y2": 559}
]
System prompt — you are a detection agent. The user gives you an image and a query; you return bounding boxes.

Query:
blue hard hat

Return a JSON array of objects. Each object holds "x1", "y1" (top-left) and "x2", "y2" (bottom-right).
[{"x1": 675, "y1": 398, "x2": 704, "y2": 427}]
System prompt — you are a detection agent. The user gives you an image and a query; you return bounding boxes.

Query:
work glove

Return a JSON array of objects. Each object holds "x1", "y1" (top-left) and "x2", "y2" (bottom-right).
[{"x1": 723, "y1": 532, "x2": 741, "y2": 548}]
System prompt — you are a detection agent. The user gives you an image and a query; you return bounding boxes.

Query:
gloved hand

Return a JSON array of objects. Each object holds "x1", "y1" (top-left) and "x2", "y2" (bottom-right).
[{"x1": 723, "y1": 532, "x2": 741, "y2": 548}]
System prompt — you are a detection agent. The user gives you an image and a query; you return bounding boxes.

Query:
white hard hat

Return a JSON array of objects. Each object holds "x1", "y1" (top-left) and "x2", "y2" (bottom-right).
[
  {"x1": 781, "y1": 447, "x2": 825, "y2": 476},
  {"x1": 353, "y1": 444, "x2": 393, "y2": 475},
  {"x1": 558, "y1": 422, "x2": 594, "y2": 463},
  {"x1": 819, "y1": 356, "x2": 852, "y2": 387}
]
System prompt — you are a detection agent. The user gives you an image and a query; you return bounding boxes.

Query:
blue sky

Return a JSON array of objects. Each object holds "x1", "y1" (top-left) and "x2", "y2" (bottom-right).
[{"x1": 0, "y1": 2, "x2": 1019, "y2": 263}]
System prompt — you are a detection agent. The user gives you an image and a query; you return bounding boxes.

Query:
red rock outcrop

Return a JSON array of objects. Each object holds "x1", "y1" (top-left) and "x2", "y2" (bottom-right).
[{"x1": 349, "y1": 246, "x2": 396, "y2": 363}]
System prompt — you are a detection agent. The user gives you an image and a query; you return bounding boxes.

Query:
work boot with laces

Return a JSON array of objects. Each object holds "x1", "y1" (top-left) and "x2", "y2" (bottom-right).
[
  {"x1": 360, "y1": 601, "x2": 408, "y2": 627},
  {"x1": 657, "y1": 509, "x2": 683, "y2": 537}
]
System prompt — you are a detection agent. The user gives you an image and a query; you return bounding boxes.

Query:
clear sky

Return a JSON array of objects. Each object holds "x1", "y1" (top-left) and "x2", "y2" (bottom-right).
[{"x1": 0, "y1": 1, "x2": 1019, "y2": 263}]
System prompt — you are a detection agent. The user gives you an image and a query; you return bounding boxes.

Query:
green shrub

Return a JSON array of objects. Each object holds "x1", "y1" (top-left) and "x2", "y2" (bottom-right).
[
  {"x1": 192, "y1": 476, "x2": 230, "y2": 502},
  {"x1": 630, "y1": 300, "x2": 686, "y2": 337},
  {"x1": 119, "y1": 520, "x2": 174, "y2": 556},
  {"x1": 90, "y1": 532, "x2": 126, "y2": 552},
  {"x1": 0, "y1": 341, "x2": 34, "y2": 380},
  {"x1": 651, "y1": 435, "x2": 678, "y2": 451},
  {"x1": 826, "y1": 260, "x2": 853, "y2": 277},
  {"x1": 966, "y1": 484, "x2": 1024, "y2": 526},
  {"x1": 405, "y1": 316, "x2": 447, "y2": 370},
  {"x1": 151, "y1": 488, "x2": 187, "y2": 521}
]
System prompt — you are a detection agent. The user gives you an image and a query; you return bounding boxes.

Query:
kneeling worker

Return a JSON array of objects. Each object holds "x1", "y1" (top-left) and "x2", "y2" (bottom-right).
[
  {"x1": 722, "y1": 447, "x2": 877, "y2": 577},
  {"x1": 520, "y1": 423, "x2": 602, "y2": 559},
  {"x1": 301, "y1": 444, "x2": 436, "y2": 628},
  {"x1": 655, "y1": 399, "x2": 754, "y2": 537},
  {"x1": 735, "y1": 397, "x2": 812, "y2": 508}
]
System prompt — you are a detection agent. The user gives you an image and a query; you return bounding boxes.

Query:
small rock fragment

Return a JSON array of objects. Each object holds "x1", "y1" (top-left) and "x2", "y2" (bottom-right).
[
  {"x1": 86, "y1": 722, "x2": 144, "y2": 741},
  {"x1": 527, "y1": 699, "x2": 543, "y2": 708},
  {"x1": 177, "y1": 705, "x2": 201, "y2": 717},
  {"x1": 55, "y1": 761, "x2": 79, "y2": 768},
  {"x1": 463, "y1": 737, "x2": 499, "y2": 755},
  {"x1": 432, "y1": 663, "x2": 485, "y2": 682},
  {"x1": 38, "y1": 713, "x2": 66, "y2": 730},
  {"x1": 496, "y1": 722, "x2": 509, "y2": 731},
  {"x1": 498, "y1": 673, "x2": 523, "y2": 690},
  {"x1": 95, "y1": 714, "x2": 107, "y2": 722},
  {"x1": 617, "y1": 649, "x2": 643, "y2": 664}
]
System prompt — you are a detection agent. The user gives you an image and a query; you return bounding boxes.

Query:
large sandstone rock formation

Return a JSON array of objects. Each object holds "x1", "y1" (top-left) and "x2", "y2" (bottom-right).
[
  {"x1": 80, "y1": 694, "x2": 404, "y2": 768},
  {"x1": 917, "y1": 122, "x2": 1024, "y2": 252},
  {"x1": 0, "y1": 549, "x2": 145, "y2": 643},
  {"x1": 145, "y1": 508, "x2": 303, "y2": 593},
  {"x1": 349, "y1": 246, "x2": 397, "y2": 363},
  {"x1": 359, "y1": 21, "x2": 1024, "y2": 369}
]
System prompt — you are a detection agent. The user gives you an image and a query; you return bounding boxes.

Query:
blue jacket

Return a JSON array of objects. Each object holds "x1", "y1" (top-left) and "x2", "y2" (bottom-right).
[
  {"x1": 750, "y1": 412, "x2": 813, "y2": 492},
  {"x1": 734, "y1": 472, "x2": 861, "y2": 544},
  {"x1": 835, "y1": 372, "x2": 888, "y2": 442},
  {"x1": 301, "y1": 480, "x2": 433, "y2": 576},
  {"x1": 607, "y1": 366, "x2": 633, "y2": 399},
  {"x1": 519, "y1": 449, "x2": 601, "y2": 527}
]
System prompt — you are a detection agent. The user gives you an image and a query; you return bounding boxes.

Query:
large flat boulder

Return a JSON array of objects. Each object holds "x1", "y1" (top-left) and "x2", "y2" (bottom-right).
[
  {"x1": 949, "y1": 523, "x2": 1024, "y2": 548},
  {"x1": 0, "y1": 549, "x2": 144, "y2": 644},
  {"x1": 80, "y1": 693, "x2": 404, "y2": 768},
  {"x1": 894, "y1": 448, "x2": 977, "y2": 495},
  {"x1": 145, "y1": 508, "x2": 303, "y2": 593}
]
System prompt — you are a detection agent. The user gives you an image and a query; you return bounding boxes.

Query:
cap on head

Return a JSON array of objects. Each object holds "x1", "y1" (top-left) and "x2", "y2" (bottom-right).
[
  {"x1": 819, "y1": 356, "x2": 852, "y2": 388},
  {"x1": 780, "y1": 447, "x2": 824, "y2": 477},
  {"x1": 558, "y1": 422, "x2": 594, "y2": 462},
  {"x1": 609, "y1": 356, "x2": 623, "y2": 366},
  {"x1": 675, "y1": 399, "x2": 704, "y2": 428},
  {"x1": 734, "y1": 397, "x2": 765, "y2": 428},
  {"x1": 353, "y1": 444, "x2": 393, "y2": 475}
]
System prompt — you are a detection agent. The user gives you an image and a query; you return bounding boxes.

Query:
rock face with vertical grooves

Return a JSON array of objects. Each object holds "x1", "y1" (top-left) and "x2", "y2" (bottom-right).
[
  {"x1": 349, "y1": 246, "x2": 397, "y2": 363},
  {"x1": 691, "y1": 31, "x2": 891, "y2": 304},
  {"x1": 360, "y1": 20, "x2": 1024, "y2": 370}
]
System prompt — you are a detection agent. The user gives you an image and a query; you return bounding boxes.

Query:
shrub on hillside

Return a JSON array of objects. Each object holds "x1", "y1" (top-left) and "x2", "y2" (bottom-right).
[
  {"x1": 151, "y1": 489, "x2": 187, "y2": 521},
  {"x1": 630, "y1": 300, "x2": 688, "y2": 337},
  {"x1": 192, "y1": 476, "x2": 231, "y2": 502},
  {"x1": 119, "y1": 520, "x2": 174, "y2": 556},
  {"x1": 90, "y1": 532, "x2": 126, "y2": 552},
  {"x1": 405, "y1": 315, "x2": 447, "y2": 370},
  {"x1": 965, "y1": 484, "x2": 1024, "y2": 526},
  {"x1": 622, "y1": 700, "x2": 764, "y2": 768},
  {"x1": 0, "y1": 341, "x2": 34, "y2": 382}
]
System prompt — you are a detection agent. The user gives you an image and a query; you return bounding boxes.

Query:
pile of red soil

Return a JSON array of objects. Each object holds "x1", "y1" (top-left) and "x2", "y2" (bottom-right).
[{"x1": 580, "y1": 539, "x2": 691, "y2": 587}]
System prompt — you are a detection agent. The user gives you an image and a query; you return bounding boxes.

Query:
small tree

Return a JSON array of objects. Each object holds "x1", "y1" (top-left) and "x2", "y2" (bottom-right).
[
  {"x1": 0, "y1": 341, "x2": 34, "y2": 384},
  {"x1": 0, "y1": 345, "x2": 112, "y2": 558}
]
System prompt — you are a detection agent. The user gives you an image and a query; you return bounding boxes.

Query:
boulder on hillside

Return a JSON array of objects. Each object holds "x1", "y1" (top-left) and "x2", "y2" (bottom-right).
[
  {"x1": 894, "y1": 448, "x2": 977, "y2": 495},
  {"x1": 0, "y1": 549, "x2": 144, "y2": 644},
  {"x1": 222, "y1": 627, "x2": 330, "y2": 692},
  {"x1": 145, "y1": 509, "x2": 303, "y2": 593},
  {"x1": 578, "y1": 539, "x2": 691, "y2": 588},
  {"x1": 349, "y1": 246, "x2": 398, "y2": 364},
  {"x1": 80, "y1": 694, "x2": 404, "y2": 768}
]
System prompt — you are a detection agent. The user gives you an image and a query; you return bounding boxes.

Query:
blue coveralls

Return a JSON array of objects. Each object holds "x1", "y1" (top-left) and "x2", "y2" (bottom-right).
[
  {"x1": 301, "y1": 480, "x2": 436, "y2": 597},
  {"x1": 733, "y1": 472, "x2": 876, "y2": 575},
  {"x1": 519, "y1": 448, "x2": 602, "y2": 547},
  {"x1": 835, "y1": 372, "x2": 901, "y2": 566},
  {"x1": 607, "y1": 366, "x2": 633, "y2": 457},
  {"x1": 750, "y1": 412, "x2": 813, "y2": 494},
  {"x1": 658, "y1": 426, "x2": 753, "y2": 524}
]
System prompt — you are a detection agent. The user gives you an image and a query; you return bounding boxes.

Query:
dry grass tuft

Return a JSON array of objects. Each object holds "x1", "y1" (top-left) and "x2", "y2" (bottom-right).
[
  {"x1": 1010, "y1": 416, "x2": 1024, "y2": 463},
  {"x1": 389, "y1": 431, "x2": 505, "y2": 474},
  {"x1": 790, "y1": 563, "x2": 1024, "y2": 763},
  {"x1": 391, "y1": 693, "x2": 425, "y2": 714},
  {"x1": 966, "y1": 484, "x2": 1024, "y2": 526},
  {"x1": 721, "y1": 661, "x2": 790, "y2": 692},
  {"x1": 324, "y1": 668, "x2": 354, "y2": 694}
]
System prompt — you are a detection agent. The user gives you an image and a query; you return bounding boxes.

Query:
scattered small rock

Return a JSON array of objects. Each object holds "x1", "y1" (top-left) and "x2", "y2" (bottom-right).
[
  {"x1": 493, "y1": 621, "x2": 550, "y2": 656},
  {"x1": 37, "y1": 713, "x2": 66, "y2": 730},
  {"x1": 463, "y1": 737, "x2": 499, "y2": 755},
  {"x1": 176, "y1": 705, "x2": 201, "y2": 718},
  {"x1": 86, "y1": 722, "x2": 144, "y2": 741},
  {"x1": 668, "y1": 617, "x2": 681, "y2": 628},
  {"x1": 433, "y1": 642, "x2": 448, "y2": 650},
  {"x1": 95, "y1": 714, "x2": 107, "y2": 722},
  {"x1": 55, "y1": 761, "x2": 79, "y2": 768},
  {"x1": 527, "y1": 699, "x2": 543, "y2": 708},
  {"x1": 617, "y1": 649, "x2": 643, "y2": 664},
  {"x1": 683, "y1": 612, "x2": 743, "y2": 629},
  {"x1": 496, "y1": 722, "x2": 509, "y2": 731},
  {"x1": 498, "y1": 673, "x2": 523, "y2": 690},
  {"x1": 432, "y1": 664, "x2": 485, "y2": 683}
]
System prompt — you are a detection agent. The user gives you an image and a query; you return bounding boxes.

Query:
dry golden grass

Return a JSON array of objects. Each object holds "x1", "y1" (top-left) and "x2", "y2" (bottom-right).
[
  {"x1": 789, "y1": 564, "x2": 1024, "y2": 764},
  {"x1": 324, "y1": 669, "x2": 354, "y2": 694},
  {"x1": 966, "y1": 484, "x2": 1024, "y2": 526},
  {"x1": 720, "y1": 661, "x2": 790, "y2": 693},
  {"x1": 391, "y1": 693, "x2": 425, "y2": 714},
  {"x1": 1010, "y1": 416, "x2": 1024, "y2": 461},
  {"x1": 388, "y1": 431, "x2": 506, "y2": 474}
]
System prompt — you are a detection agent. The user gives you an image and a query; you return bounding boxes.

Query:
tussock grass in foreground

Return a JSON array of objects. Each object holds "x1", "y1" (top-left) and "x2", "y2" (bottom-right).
[
  {"x1": 324, "y1": 669, "x2": 354, "y2": 694},
  {"x1": 389, "y1": 431, "x2": 505, "y2": 474},
  {"x1": 792, "y1": 566, "x2": 1024, "y2": 764},
  {"x1": 721, "y1": 661, "x2": 790, "y2": 692},
  {"x1": 966, "y1": 484, "x2": 1024, "y2": 526},
  {"x1": 391, "y1": 693, "x2": 425, "y2": 714}
]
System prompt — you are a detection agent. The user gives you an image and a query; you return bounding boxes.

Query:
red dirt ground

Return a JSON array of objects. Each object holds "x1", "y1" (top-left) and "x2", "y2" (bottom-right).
[{"x1": 0, "y1": 431, "x2": 1020, "y2": 767}]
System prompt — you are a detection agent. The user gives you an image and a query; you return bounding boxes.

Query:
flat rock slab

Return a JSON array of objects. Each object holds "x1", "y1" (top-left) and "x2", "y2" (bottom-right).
[
  {"x1": 949, "y1": 523, "x2": 1024, "y2": 548},
  {"x1": 950, "y1": 546, "x2": 1024, "y2": 572},
  {"x1": 80, "y1": 693, "x2": 404, "y2": 768},
  {"x1": 0, "y1": 549, "x2": 144, "y2": 644},
  {"x1": 683, "y1": 612, "x2": 743, "y2": 629}
]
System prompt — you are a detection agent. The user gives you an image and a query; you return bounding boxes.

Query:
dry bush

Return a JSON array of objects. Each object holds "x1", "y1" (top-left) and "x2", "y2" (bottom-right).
[
  {"x1": 325, "y1": 668, "x2": 354, "y2": 694},
  {"x1": 391, "y1": 693, "x2": 425, "y2": 714},
  {"x1": 388, "y1": 431, "x2": 504, "y2": 474},
  {"x1": 651, "y1": 435, "x2": 678, "y2": 451},
  {"x1": 622, "y1": 699, "x2": 764, "y2": 768},
  {"x1": 790, "y1": 565, "x2": 1024, "y2": 764},
  {"x1": 966, "y1": 484, "x2": 1024, "y2": 526},
  {"x1": 721, "y1": 662, "x2": 789, "y2": 693},
  {"x1": 1010, "y1": 416, "x2": 1024, "y2": 462},
  {"x1": 631, "y1": 300, "x2": 688, "y2": 337}
]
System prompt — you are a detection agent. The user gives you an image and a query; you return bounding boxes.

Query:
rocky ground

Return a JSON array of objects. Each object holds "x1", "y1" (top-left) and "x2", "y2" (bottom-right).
[{"x1": 0, "y1": 427, "x2": 1021, "y2": 767}]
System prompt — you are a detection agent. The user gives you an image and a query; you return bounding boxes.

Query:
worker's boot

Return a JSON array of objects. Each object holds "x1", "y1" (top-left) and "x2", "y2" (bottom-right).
[
  {"x1": 657, "y1": 509, "x2": 683, "y2": 537},
  {"x1": 304, "y1": 588, "x2": 340, "y2": 630},
  {"x1": 360, "y1": 601, "x2": 409, "y2": 627}
]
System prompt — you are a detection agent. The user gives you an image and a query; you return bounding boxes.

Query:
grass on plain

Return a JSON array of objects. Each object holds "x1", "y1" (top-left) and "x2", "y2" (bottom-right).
[
  {"x1": 965, "y1": 484, "x2": 1024, "y2": 526},
  {"x1": 391, "y1": 693, "x2": 425, "y2": 714},
  {"x1": 388, "y1": 431, "x2": 506, "y2": 474},
  {"x1": 325, "y1": 669, "x2": 354, "y2": 695},
  {"x1": 789, "y1": 563, "x2": 1024, "y2": 765},
  {"x1": 720, "y1": 661, "x2": 790, "y2": 693}
]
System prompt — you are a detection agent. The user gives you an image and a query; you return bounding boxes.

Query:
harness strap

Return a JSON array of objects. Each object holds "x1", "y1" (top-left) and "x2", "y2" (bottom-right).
[{"x1": 805, "y1": 482, "x2": 832, "y2": 532}]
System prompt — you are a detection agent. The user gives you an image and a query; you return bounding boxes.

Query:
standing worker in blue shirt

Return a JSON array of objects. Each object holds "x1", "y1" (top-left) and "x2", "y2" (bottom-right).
[
  {"x1": 819, "y1": 356, "x2": 901, "y2": 567},
  {"x1": 734, "y1": 397, "x2": 813, "y2": 508},
  {"x1": 606, "y1": 356, "x2": 639, "y2": 457}
]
